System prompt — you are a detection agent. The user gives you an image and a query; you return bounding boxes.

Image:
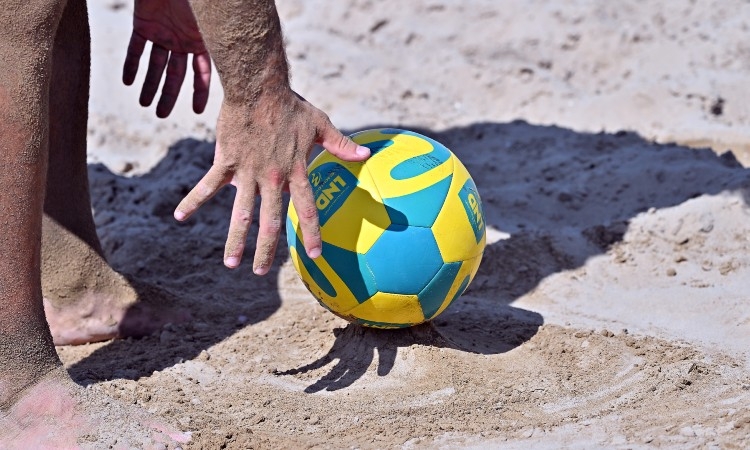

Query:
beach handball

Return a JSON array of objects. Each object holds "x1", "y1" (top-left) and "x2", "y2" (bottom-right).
[{"x1": 286, "y1": 128, "x2": 486, "y2": 328}]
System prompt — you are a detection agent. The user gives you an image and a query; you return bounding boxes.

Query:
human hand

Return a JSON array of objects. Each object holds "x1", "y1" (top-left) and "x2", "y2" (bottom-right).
[
  {"x1": 173, "y1": 91, "x2": 371, "y2": 275},
  {"x1": 122, "y1": 0, "x2": 211, "y2": 118}
]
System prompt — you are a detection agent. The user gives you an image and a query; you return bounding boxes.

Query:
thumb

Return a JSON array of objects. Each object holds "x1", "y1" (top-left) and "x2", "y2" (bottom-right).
[{"x1": 318, "y1": 121, "x2": 371, "y2": 162}]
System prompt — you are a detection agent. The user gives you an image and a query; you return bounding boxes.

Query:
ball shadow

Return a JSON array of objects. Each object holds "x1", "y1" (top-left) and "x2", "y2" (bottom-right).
[{"x1": 275, "y1": 303, "x2": 542, "y2": 393}]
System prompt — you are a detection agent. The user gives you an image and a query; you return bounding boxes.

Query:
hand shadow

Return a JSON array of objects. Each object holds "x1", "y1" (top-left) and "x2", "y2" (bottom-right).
[{"x1": 276, "y1": 121, "x2": 750, "y2": 393}]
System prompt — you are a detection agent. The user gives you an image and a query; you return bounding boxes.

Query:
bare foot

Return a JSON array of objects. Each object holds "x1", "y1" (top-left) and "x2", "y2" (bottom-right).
[
  {"x1": 0, "y1": 368, "x2": 190, "y2": 449},
  {"x1": 41, "y1": 216, "x2": 191, "y2": 345}
]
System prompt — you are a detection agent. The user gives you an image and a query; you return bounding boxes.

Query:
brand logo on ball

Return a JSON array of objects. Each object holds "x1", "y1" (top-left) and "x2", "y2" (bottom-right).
[
  {"x1": 309, "y1": 163, "x2": 358, "y2": 226},
  {"x1": 459, "y1": 179, "x2": 485, "y2": 243}
]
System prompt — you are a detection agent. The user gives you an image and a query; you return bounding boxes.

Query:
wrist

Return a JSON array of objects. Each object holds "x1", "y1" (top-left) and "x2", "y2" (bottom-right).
[
  {"x1": 221, "y1": 58, "x2": 291, "y2": 105},
  {"x1": 223, "y1": 75, "x2": 297, "y2": 116}
]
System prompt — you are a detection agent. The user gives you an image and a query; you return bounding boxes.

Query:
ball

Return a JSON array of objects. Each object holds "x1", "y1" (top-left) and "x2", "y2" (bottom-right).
[{"x1": 286, "y1": 128, "x2": 486, "y2": 328}]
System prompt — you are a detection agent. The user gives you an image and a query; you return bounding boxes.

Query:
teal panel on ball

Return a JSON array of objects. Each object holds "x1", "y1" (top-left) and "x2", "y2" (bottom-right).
[
  {"x1": 360, "y1": 139, "x2": 395, "y2": 156},
  {"x1": 321, "y1": 242, "x2": 378, "y2": 303},
  {"x1": 364, "y1": 224, "x2": 443, "y2": 295},
  {"x1": 418, "y1": 261, "x2": 461, "y2": 319},
  {"x1": 450, "y1": 276, "x2": 471, "y2": 306},
  {"x1": 286, "y1": 217, "x2": 337, "y2": 298},
  {"x1": 448, "y1": 276, "x2": 470, "y2": 314},
  {"x1": 382, "y1": 174, "x2": 452, "y2": 227},
  {"x1": 390, "y1": 135, "x2": 452, "y2": 180}
]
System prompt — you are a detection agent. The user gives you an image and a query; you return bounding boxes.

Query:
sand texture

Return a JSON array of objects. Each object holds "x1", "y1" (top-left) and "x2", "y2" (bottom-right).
[{"x1": 58, "y1": 0, "x2": 750, "y2": 448}]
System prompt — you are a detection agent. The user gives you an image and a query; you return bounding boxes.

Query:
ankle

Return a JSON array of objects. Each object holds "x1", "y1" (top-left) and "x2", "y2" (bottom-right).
[{"x1": 0, "y1": 330, "x2": 62, "y2": 409}]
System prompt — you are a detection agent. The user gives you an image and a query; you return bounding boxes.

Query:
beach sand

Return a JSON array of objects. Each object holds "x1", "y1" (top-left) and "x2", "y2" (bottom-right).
[{"x1": 58, "y1": 1, "x2": 749, "y2": 447}]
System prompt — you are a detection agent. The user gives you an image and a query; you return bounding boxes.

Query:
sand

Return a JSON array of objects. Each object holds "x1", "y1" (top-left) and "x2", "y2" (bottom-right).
[{"x1": 57, "y1": 0, "x2": 749, "y2": 448}]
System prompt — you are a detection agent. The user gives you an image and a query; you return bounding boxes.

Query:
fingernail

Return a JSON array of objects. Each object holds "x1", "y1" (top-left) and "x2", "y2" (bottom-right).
[
  {"x1": 308, "y1": 247, "x2": 322, "y2": 258},
  {"x1": 356, "y1": 145, "x2": 370, "y2": 157},
  {"x1": 225, "y1": 257, "x2": 240, "y2": 268},
  {"x1": 254, "y1": 266, "x2": 268, "y2": 276},
  {"x1": 174, "y1": 210, "x2": 186, "y2": 221}
]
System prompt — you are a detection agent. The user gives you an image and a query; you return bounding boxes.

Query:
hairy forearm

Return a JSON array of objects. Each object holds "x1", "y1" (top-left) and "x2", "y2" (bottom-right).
[{"x1": 188, "y1": 0, "x2": 290, "y2": 106}]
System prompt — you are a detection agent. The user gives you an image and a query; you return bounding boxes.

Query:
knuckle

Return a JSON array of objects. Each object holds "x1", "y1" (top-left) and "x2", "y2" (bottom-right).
[
  {"x1": 214, "y1": 160, "x2": 237, "y2": 173},
  {"x1": 266, "y1": 168, "x2": 284, "y2": 186},
  {"x1": 160, "y1": 93, "x2": 175, "y2": 104},
  {"x1": 235, "y1": 208, "x2": 253, "y2": 224},
  {"x1": 340, "y1": 135, "x2": 354, "y2": 149},
  {"x1": 298, "y1": 204, "x2": 318, "y2": 221},
  {"x1": 316, "y1": 110, "x2": 332, "y2": 125},
  {"x1": 167, "y1": 64, "x2": 185, "y2": 77},
  {"x1": 198, "y1": 181, "x2": 213, "y2": 197},
  {"x1": 260, "y1": 218, "x2": 282, "y2": 235},
  {"x1": 318, "y1": 121, "x2": 334, "y2": 138},
  {"x1": 292, "y1": 161, "x2": 309, "y2": 176},
  {"x1": 289, "y1": 173, "x2": 310, "y2": 190},
  {"x1": 143, "y1": 79, "x2": 159, "y2": 90}
]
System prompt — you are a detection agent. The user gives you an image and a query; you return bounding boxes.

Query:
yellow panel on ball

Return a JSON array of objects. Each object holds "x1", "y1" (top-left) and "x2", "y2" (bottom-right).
[
  {"x1": 305, "y1": 150, "x2": 390, "y2": 254},
  {"x1": 432, "y1": 154, "x2": 486, "y2": 263},
  {"x1": 345, "y1": 292, "x2": 426, "y2": 326},
  {"x1": 355, "y1": 130, "x2": 455, "y2": 200}
]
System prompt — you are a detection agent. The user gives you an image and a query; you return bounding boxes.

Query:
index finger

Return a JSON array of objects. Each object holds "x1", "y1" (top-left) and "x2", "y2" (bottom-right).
[
  {"x1": 317, "y1": 117, "x2": 370, "y2": 162},
  {"x1": 123, "y1": 31, "x2": 147, "y2": 85}
]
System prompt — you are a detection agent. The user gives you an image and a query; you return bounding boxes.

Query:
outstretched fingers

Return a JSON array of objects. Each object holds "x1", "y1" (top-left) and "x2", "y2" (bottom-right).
[{"x1": 174, "y1": 166, "x2": 231, "y2": 221}]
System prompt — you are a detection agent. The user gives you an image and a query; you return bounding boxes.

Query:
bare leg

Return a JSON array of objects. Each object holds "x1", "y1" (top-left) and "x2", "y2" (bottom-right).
[
  {"x1": 41, "y1": 0, "x2": 189, "y2": 345},
  {"x1": 0, "y1": 0, "x2": 65, "y2": 413},
  {"x1": 0, "y1": 1, "x2": 189, "y2": 446}
]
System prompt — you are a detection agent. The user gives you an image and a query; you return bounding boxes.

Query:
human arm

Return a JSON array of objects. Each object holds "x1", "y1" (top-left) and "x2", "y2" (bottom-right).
[{"x1": 174, "y1": 0, "x2": 371, "y2": 274}]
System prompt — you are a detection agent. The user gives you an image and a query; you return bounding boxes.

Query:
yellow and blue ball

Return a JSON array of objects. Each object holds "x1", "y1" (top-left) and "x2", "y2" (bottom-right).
[{"x1": 287, "y1": 128, "x2": 486, "y2": 328}]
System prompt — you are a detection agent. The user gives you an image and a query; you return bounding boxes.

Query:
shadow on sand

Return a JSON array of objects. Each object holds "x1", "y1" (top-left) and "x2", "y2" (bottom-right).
[{"x1": 68, "y1": 121, "x2": 750, "y2": 390}]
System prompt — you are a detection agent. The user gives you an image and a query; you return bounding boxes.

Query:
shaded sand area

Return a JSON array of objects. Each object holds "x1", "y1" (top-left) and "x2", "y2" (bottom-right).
[{"x1": 58, "y1": 1, "x2": 750, "y2": 448}]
